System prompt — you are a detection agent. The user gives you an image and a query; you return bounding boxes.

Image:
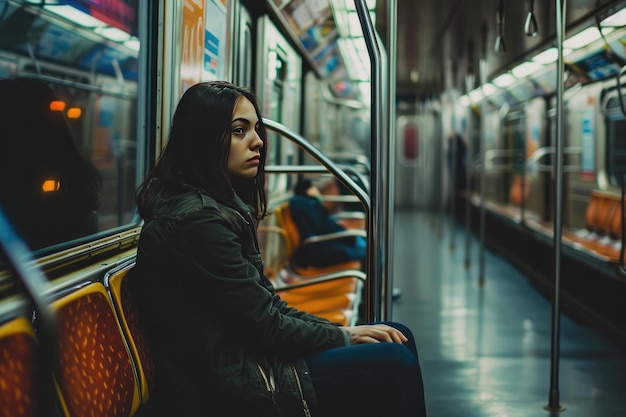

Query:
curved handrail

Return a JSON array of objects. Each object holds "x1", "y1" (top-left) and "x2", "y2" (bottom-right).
[
  {"x1": 262, "y1": 118, "x2": 374, "y2": 307},
  {"x1": 265, "y1": 164, "x2": 369, "y2": 193},
  {"x1": 525, "y1": 146, "x2": 582, "y2": 173},
  {"x1": 526, "y1": 146, "x2": 582, "y2": 164},
  {"x1": 262, "y1": 119, "x2": 370, "y2": 206}
]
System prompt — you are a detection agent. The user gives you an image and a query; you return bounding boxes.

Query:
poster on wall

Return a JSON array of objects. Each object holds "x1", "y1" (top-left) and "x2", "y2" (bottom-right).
[
  {"x1": 203, "y1": 0, "x2": 227, "y2": 81},
  {"x1": 181, "y1": 0, "x2": 205, "y2": 94},
  {"x1": 581, "y1": 109, "x2": 595, "y2": 180},
  {"x1": 269, "y1": 0, "x2": 346, "y2": 81}
]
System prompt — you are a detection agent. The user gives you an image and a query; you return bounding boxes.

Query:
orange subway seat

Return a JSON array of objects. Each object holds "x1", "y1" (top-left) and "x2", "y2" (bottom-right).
[
  {"x1": 508, "y1": 176, "x2": 530, "y2": 207},
  {"x1": 50, "y1": 282, "x2": 141, "y2": 417},
  {"x1": 313, "y1": 309, "x2": 354, "y2": 326},
  {"x1": 0, "y1": 317, "x2": 38, "y2": 417},
  {"x1": 278, "y1": 292, "x2": 356, "y2": 313}
]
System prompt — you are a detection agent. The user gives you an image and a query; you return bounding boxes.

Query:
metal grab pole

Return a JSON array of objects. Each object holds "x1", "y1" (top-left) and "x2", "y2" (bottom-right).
[
  {"x1": 450, "y1": 89, "x2": 458, "y2": 251},
  {"x1": 464, "y1": 74, "x2": 474, "y2": 270},
  {"x1": 545, "y1": 0, "x2": 566, "y2": 412},
  {"x1": 478, "y1": 58, "x2": 488, "y2": 287},
  {"x1": 383, "y1": 0, "x2": 397, "y2": 321},
  {"x1": 355, "y1": 0, "x2": 386, "y2": 323}
]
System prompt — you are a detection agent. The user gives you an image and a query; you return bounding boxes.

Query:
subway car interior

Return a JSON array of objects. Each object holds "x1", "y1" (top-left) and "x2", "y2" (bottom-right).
[{"x1": 1, "y1": 0, "x2": 626, "y2": 416}]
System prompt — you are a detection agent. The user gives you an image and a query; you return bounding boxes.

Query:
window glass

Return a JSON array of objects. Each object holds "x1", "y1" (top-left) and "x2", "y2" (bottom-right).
[{"x1": 0, "y1": 1, "x2": 141, "y2": 251}]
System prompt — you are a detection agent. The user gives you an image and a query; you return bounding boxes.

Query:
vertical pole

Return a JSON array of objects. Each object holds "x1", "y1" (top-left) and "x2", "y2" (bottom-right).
[
  {"x1": 449, "y1": 75, "x2": 458, "y2": 251},
  {"x1": 355, "y1": 0, "x2": 385, "y2": 322},
  {"x1": 464, "y1": 73, "x2": 475, "y2": 270},
  {"x1": 478, "y1": 57, "x2": 488, "y2": 287},
  {"x1": 384, "y1": 0, "x2": 397, "y2": 320},
  {"x1": 545, "y1": 0, "x2": 566, "y2": 412}
]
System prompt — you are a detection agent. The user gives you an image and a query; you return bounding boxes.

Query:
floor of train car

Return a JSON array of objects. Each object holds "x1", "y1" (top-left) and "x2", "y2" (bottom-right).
[{"x1": 391, "y1": 209, "x2": 626, "y2": 417}]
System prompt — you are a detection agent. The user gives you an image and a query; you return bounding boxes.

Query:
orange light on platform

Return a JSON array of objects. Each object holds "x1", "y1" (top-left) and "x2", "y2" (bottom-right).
[
  {"x1": 42, "y1": 179, "x2": 60, "y2": 192},
  {"x1": 50, "y1": 100, "x2": 66, "y2": 111},
  {"x1": 67, "y1": 107, "x2": 82, "y2": 119}
]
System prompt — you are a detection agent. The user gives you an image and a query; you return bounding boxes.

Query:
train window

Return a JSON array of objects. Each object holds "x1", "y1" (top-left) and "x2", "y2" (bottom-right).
[
  {"x1": 0, "y1": 1, "x2": 143, "y2": 252},
  {"x1": 605, "y1": 96, "x2": 626, "y2": 185}
]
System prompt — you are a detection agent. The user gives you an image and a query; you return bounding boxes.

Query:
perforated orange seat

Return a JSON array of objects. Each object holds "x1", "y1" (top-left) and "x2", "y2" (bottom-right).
[
  {"x1": 277, "y1": 291, "x2": 356, "y2": 313},
  {"x1": 50, "y1": 282, "x2": 141, "y2": 417},
  {"x1": 0, "y1": 316, "x2": 38, "y2": 417},
  {"x1": 104, "y1": 262, "x2": 155, "y2": 406}
]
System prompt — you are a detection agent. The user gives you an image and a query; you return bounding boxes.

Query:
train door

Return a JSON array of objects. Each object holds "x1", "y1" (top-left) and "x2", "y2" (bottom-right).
[
  {"x1": 395, "y1": 112, "x2": 442, "y2": 209},
  {"x1": 256, "y1": 16, "x2": 302, "y2": 195}
]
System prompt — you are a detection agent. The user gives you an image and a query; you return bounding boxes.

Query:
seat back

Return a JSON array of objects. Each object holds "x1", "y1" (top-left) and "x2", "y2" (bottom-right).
[
  {"x1": 103, "y1": 262, "x2": 156, "y2": 406},
  {"x1": 273, "y1": 202, "x2": 301, "y2": 255},
  {"x1": 508, "y1": 176, "x2": 530, "y2": 207},
  {"x1": 608, "y1": 196, "x2": 624, "y2": 239},
  {"x1": 0, "y1": 316, "x2": 38, "y2": 417},
  {"x1": 257, "y1": 224, "x2": 290, "y2": 280},
  {"x1": 49, "y1": 282, "x2": 141, "y2": 417}
]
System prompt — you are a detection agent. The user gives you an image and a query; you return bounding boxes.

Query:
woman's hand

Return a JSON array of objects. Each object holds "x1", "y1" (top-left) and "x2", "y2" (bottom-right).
[{"x1": 343, "y1": 324, "x2": 408, "y2": 345}]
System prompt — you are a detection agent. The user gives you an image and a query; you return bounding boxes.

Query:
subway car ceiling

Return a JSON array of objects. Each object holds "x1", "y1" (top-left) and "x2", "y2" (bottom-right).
[
  {"x1": 8, "y1": 1, "x2": 626, "y2": 106},
  {"x1": 376, "y1": 0, "x2": 626, "y2": 102}
]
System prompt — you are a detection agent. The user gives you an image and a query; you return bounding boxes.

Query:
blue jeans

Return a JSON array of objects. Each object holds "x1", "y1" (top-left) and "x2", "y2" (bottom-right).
[{"x1": 305, "y1": 322, "x2": 427, "y2": 417}]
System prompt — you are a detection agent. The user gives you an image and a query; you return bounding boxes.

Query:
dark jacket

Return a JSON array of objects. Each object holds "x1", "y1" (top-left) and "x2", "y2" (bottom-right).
[
  {"x1": 131, "y1": 184, "x2": 348, "y2": 417},
  {"x1": 289, "y1": 195, "x2": 365, "y2": 268}
]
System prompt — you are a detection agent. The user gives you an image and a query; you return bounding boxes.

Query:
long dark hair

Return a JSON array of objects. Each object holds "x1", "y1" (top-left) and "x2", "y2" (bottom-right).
[{"x1": 136, "y1": 81, "x2": 268, "y2": 219}]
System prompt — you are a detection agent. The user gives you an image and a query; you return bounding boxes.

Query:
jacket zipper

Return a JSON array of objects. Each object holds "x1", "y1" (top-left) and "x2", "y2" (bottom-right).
[
  {"x1": 290, "y1": 364, "x2": 312, "y2": 417},
  {"x1": 234, "y1": 210, "x2": 250, "y2": 225},
  {"x1": 234, "y1": 209, "x2": 263, "y2": 254},
  {"x1": 256, "y1": 362, "x2": 277, "y2": 406}
]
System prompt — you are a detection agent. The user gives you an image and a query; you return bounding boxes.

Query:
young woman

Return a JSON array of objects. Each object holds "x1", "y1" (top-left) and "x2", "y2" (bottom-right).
[{"x1": 131, "y1": 81, "x2": 427, "y2": 417}]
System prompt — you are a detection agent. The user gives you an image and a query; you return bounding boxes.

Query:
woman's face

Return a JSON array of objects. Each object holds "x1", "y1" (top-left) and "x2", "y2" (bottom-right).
[{"x1": 227, "y1": 97, "x2": 263, "y2": 179}]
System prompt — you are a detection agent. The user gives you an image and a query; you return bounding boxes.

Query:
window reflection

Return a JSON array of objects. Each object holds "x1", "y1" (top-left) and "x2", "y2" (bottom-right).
[{"x1": 0, "y1": 1, "x2": 140, "y2": 251}]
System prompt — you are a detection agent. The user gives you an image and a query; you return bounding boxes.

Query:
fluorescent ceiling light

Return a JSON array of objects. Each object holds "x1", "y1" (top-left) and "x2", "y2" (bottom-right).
[
  {"x1": 563, "y1": 27, "x2": 613, "y2": 49},
  {"x1": 493, "y1": 73, "x2": 516, "y2": 88},
  {"x1": 512, "y1": 61, "x2": 543, "y2": 78},
  {"x1": 470, "y1": 88, "x2": 483, "y2": 102},
  {"x1": 532, "y1": 48, "x2": 558, "y2": 64},
  {"x1": 601, "y1": 8, "x2": 626, "y2": 27},
  {"x1": 44, "y1": 5, "x2": 106, "y2": 28},
  {"x1": 95, "y1": 26, "x2": 131, "y2": 42},
  {"x1": 348, "y1": 12, "x2": 373, "y2": 37},
  {"x1": 481, "y1": 83, "x2": 496, "y2": 96},
  {"x1": 338, "y1": 37, "x2": 369, "y2": 81},
  {"x1": 124, "y1": 37, "x2": 140, "y2": 52}
]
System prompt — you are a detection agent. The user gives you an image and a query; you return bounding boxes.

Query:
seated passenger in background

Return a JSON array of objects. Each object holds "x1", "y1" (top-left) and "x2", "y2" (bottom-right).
[{"x1": 289, "y1": 178, "x2": 367, "y2": 269}]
